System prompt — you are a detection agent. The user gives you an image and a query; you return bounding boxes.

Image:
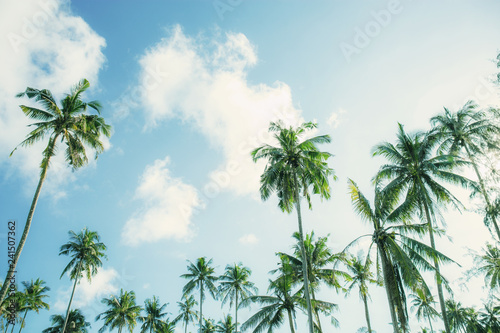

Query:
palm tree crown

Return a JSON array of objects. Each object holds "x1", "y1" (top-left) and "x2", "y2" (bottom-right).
[
  {"x1": 139, "y1": 296, "x2": 170, "y2": 333},
  {"x1": 96, "y1": 289, "x2": 142, "y2": 333}
]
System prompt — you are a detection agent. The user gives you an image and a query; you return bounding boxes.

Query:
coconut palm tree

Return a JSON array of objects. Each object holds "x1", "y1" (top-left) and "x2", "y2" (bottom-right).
[
  {"x1": 17, "y1": 278, "x2": 50, "y2": 333},
  {"x1": 430, "y1": 101, "x2": 500, "y2": 239},
  {"x1": 0, "y1": 79, "x2": 111, "y2": 303},
  {"x1": 181, "y1": 257, "x2": 218, "y2": 333},
  {"x1": 373, "y1": 124, "x2": 474, "y2": 333},
  {"x1": 139, "y1": 296, "x2": 169, "y2": 333},
  {"x1": 479, "y1": 302, "x2": 500, "y2": 333},
  {"x1": 347, "y1": 179, "x2": 455, "y2": 333},
  {"x1": 173, "y1": 295, "x2": 199, "y2": 333},
  {"x1": 410, "y1": 289, "x2": 440, "y2": 333},
  {"x1": 345, "y1": 254, "x2": 381, "y2": 333},
  {"x1": 218, "y1": 263, "x2": 257, "y2": 333},
  {"x1": 277, "y1": 231, "x2": 348, "y2": 331},
  {"x1": 251, "y1": 121, "x2": 335, "y2": 333},
  {"x1": 96, "y1": 289, "x2": 142, "y2": 333},
  {"x1": 42, "y1": 309, "x2": 91, "y2": 333},
  {"x1": 474, "y1": 243, "x2": 500, "y2": 291},
  {"x1": 201, "y1": 318, "x2": 216, "y2": 333},
  {"x1": 215, "y1": 314, "x2": 236, "y2": 333},
  {"x1": 59, "y1": 228, "x2": 106, "y2": 333}
]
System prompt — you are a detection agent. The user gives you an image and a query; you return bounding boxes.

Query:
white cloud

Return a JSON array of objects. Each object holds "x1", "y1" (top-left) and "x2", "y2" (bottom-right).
[
  {"x1": 124, "y1": 25, "x2": 305, "y2": 196},
  {"x1": 327, "y1": 108, "x2": 347, "y2": 128},
  {"x1": 239, "y1": 233, "x2": 259, "y2": 245},
  {"x1": 54, "y1": 268, "x2": 118, "y2": 311},
  {"x1": 122, "y1": 156, "x2": 204, "y2": 246},
  {"x1": 0, "y1": 0, "x2": 107, "y2": 198}
]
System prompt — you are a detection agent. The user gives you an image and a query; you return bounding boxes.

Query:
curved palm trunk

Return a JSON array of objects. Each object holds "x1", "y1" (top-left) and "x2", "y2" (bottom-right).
[
  {"x1": 464, "y1": 145, "x2": 500, "y2": 240},
  {"x1": 293, "y1": 175, "x2": 314, "y2": 333},
  {"x1": 0, "y1": 144, "x2": 54, "y2": 303},
  {"x1": 17, "y1": 309, "x2": 28, "y2": 333},
  {"x1": 286, "y1": 309, "x2": 296, "y2": 333},
  {"x1": 362, "y1": 294, "x2": 373, "y2": 333},
  {"x1": 378, "y1": 245, "x2": 401, "y2": 333},
  {"x1": 61, "y1": 276, "x2": 79, "y2": 333},
  {"x1": 422, "y1": 200, "x2": 451, "y2": 333}
]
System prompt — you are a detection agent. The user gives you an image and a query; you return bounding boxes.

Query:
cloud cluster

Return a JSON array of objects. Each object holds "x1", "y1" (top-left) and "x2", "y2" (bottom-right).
[
  {"x1": 0, "y1": 0, "x2": 106, "y2": 196},
  {"x1": 128, "y1": 25, "x2": 304, "y2": 197},
  {"x1": 121, "y1": 156, "x2": 203, "y2": 246}
]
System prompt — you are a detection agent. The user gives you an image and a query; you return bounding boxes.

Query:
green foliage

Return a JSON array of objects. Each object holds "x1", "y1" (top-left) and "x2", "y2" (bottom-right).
[
  {"x1": 96, "y1": 289, "x2": 142, "y2": 333},
  {"x1": 43, "y1": 309, "x2": 91, "y2": 333}
]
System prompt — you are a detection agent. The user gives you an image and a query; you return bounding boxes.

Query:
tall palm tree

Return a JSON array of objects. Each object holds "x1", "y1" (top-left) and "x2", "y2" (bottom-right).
[
  {"x1": 42, "y1": 309, "x2": 91, "y2": 333},
  {"x1": 0, "y1": 79, "x2": 111, "y2": 303},
  {"x1": 215, "y1": 314, "x2": 236, "y2": 333},
  {"x1": 59, "y1": 228, "x2": 106, "y2": 333},
  {"x1": 430, "y1": 101, "x2": 500, "y2": 239},
  {"x1": 219, "y1": 263, "x2": 257, "y2": 333},
  {"x1": 96, "y1": 289, "x2": 142, "y2": 333},
  {"x1": 373, "y1": 124, "x2": 474, "y2": 333},
  {"x1": 173, "y1": 295, "x2": 199, "y2": 333},
  {"x1": 277, "y1": 231, "x2": 348, "y2": 331},
  {"x1": 479, "y1": 302, "x2": 500, "y2": 333},
  {"x1": 17, "y1": 278, "x2": 50, "y2": 333},
  {"x1": 345, "y1": 254, "x2": 380, "y2": 333},
  {"x1": 251, "y1": 121, "x2": 335, "y2": 333},
  {"x1": 410, "y1": 289, "x2": 440, "y2": 333},
  {"x1": 181, "y1": 257, "x2": 218, "y2": 333},
  {"x1": 347, "y1": 179, "x2": 454, "y2": 333},
  {"x1": 139, "y1": 296, "x2": 169, "y2": 333}
]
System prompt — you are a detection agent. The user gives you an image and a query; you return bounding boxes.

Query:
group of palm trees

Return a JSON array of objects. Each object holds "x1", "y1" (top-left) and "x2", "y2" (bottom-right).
[{"x1": 1, "y1": 52, "x2": 500, "y2": 332}]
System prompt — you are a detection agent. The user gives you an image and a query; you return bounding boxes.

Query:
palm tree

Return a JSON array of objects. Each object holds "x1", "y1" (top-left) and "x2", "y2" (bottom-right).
[
  {"x1": 345, "y1": 254, "x2": 380, "y2": 333},
  {"x1": 278, "y1": 231, "x2": 348, "y2": 331},
  {"x1": 410, "y1": 289, "x2": 440, "y2": 333},
  {"x1": 347, "y1": 179, "x2": 455, "y2": 333},
  {"x1": 17, "y1": 278, "x2": 50, "y2": 333},
  {"x1": 240, "y1": 277, "x2": 300, "y2": 333},
  {"x1": 216, "y1": 314, "x2": 236, "y2": 333},
  {"x1": 373, "y1": 124, "x2": 474, "y2": 333},
  {"x1": 0, "y1": 79, "x2": 111, "y2": 303},
  {"x1": 173, "y1": 295, "x2": 199, "y2": 333},
  {"x1": 181, "y1": 257, "x2": 218, "y2": 333},
  {"x1": 219, "y1": 263, "x2": 257, "y2": 333},
  {"x1": 474, "y1": 243, "x2": 500, "y2": 291},
  {"x1": 202, "y1": 318, "x2": 216, "y2": 333},
  {"x1": 139, "y1": 296, "x2": 169, "y2": 333},
  {"x1": 42, "y1": 309, "x2": 91, "y2": 333},
  {"x1": 96, "y1": 289, "x2": 142, "y2": 333},
  {"x1": 251, "y1": 121, "x2": 335, "y2": 333},
  {"x1": 430, "y1": 101, "x2": 500, "y2": 239},
  {"x1": 479, "y1": 302, "x2": 500, "y2": 333},
  {"x1": 159, "y1": 319, "x2": 176, "y2": 333},
  {"x1": 59, "y1": 228, "x2": 106, "y2": 333}
]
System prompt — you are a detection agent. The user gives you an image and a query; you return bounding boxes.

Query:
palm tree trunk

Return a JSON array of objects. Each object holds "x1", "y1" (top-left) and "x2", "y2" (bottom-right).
[
  {"x1": 422, "y1": 200, "x2": 451, "y2": 333},
  {"x1": 464, "y1": 145, "x2": 500, "y2": 240},
  {"x1": 61, "y1": 276, "x2": 79, "y2": 333},
  {"x1": 293, "y1": 174, "x2": 314, "y2": 333},
  {"x1": 0, "y1": 143, "x2": 55, "y2": 303},
  {"x1": 235, "y1": 290, "x2": 239, "y2": 333},
  {"x1": 310, "y1": 289, "x2": 323, "y2": 332},
  {"x1": 362, "y1": 294, "x2": 373, "y2": 333},
  {"x1": 9, "y1": 322, "x2": 15, "y2": 333},
  {"x1": 199, "y1": 281, "x2": 203, "y2": 333},
  {"x1": 17, "y1": 310, "x2": 28, "y2": 333},
  {"x1": 428, "y1": 314, "x2": 434, "y2": 332},
  {"x1": 286, "y1": 309, "x2": 296, "y2": 333},
  {"x1": 184, "y1": 319, "x2": 188, "y2": 333},
  {"x1": 378, "y1": 246, "x2": 401, "y2": 333}
]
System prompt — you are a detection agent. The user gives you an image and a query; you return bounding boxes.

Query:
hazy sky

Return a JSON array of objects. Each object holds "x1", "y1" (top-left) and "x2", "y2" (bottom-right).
[{"x1": 1, "y1": 0, "x2": 500, "y2": 332}]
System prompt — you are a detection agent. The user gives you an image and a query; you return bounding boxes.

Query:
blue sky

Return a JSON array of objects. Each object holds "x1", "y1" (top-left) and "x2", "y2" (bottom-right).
[{"x1": 1, "y1": 0, "x2": 500, "y2": 332}]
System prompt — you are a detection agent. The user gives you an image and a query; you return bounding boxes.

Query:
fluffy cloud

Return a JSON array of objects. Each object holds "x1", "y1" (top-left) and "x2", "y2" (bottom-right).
[
  {"x1": 54, "y1": 268, "x2": 118, "y2": 311},
  {"x1": 124, "y1": 25, "x2": 304, "y2": 196},
  {"x1": 0, "y1": 0, "x2": 106, "y2": 197},
  {"x1": 122, "y1": 156, "x2": 203, "y2": 246},
  {"x1": 327, "y1": 108, "x2": 347, "y2": 129},
  {"x1": 239, "y1": 233, "x2": 259, "y2": 245}
]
